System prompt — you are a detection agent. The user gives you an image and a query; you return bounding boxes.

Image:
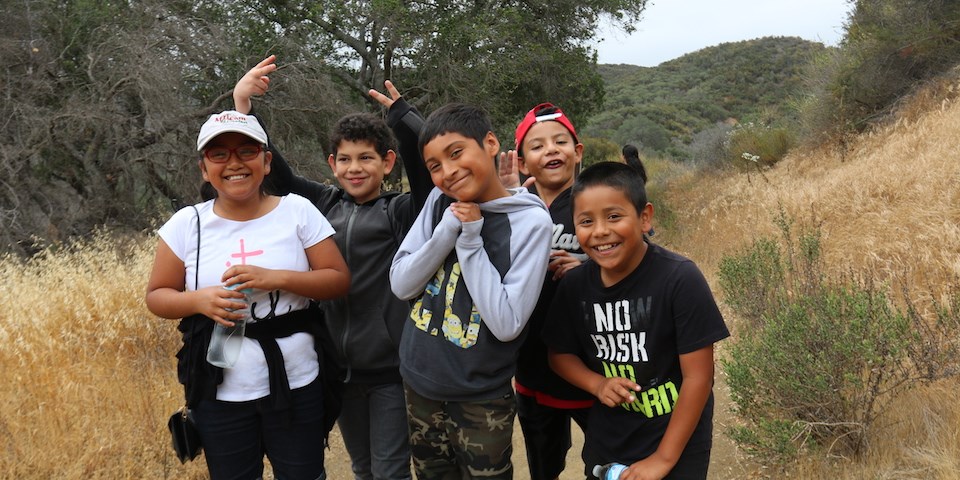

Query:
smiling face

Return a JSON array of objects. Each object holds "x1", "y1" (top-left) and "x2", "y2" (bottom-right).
[
  {"x1": 574, "y1": 184, "x2": 653, "y2": 286},
  {"x1": 327, "y1": 139, "x2": 396, "y2": 204},
  {"x1": 199, "y1": 132, "x2": 271, "y2": 204},
  {"x1": 519, "y1": 120, "x2": 582, "y2": 196},
  {"x1": 422, "y1": 131, "x2": 508, "y2": 202}
]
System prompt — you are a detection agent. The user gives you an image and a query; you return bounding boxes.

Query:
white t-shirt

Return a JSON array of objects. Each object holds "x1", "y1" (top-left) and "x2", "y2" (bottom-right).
[{"x1": 158, "y1": 194, "x2": 335, "y2": 402}]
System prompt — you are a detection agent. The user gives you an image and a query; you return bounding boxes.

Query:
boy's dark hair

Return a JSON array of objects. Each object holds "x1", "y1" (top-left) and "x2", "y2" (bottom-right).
[
  {"x1": 329, "y1": 113, "x2": 397, "y2": 158},
  {"x1": 417, "y1": 103, "x2": 493, "y2": 157},
  {"x1": 621, "y1": 144, "x2": 648, "y2": 184},
  {"x1": 572, "y1": 161, "x2": 648, "y2": 214}
]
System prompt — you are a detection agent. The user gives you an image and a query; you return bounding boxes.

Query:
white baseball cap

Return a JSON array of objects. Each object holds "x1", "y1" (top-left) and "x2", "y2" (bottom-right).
[{"x1": 196, "y1": 111, "x2": 268, "y2": 151}]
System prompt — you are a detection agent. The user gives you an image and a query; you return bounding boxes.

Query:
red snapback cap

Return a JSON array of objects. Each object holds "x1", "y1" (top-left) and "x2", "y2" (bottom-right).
[{"x1": 514, "y1": 103, "x2": 578, "y2": 154}]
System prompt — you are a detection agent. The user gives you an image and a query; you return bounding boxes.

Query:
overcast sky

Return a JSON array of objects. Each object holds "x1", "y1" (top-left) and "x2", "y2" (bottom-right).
[{"x1": 594, "y1": 0, "x2": 854, "y2": 66}]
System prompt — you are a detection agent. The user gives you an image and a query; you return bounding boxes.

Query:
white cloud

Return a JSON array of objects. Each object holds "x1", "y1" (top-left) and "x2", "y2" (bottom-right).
[{"x1": 595, "y1": 0, "x2": 853, "y2": 66}]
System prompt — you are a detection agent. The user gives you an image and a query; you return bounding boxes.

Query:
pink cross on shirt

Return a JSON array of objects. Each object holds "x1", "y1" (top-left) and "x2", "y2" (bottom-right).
[{"x1": 226, "y1": 238, "x2": 264, "y2": 267}]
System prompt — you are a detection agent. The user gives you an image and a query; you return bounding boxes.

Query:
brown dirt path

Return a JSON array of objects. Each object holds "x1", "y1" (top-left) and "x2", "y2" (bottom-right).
[{"x1": 319, "y1": 376, "x2": 760, "y2": 479}]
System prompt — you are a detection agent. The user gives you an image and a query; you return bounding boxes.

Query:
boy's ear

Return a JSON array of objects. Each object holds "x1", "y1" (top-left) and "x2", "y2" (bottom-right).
[
  {"x1": 574, "y1": 143, "x2": 584, "y2": 165},
  {"x1": 518, "y1": 155, "x2": 531, "y2": 176},
  {"x1": 640, "y1": 202, "x2": 654, "y2": 233},
  {"x1": 383, "y1": 150, "x2": 397, "y2": 175},
  {"x1": 483, "y1": 131, "x2": 501, "y2": 158},
  {"x1": 327, "y1": 154, "x2": 337, "y2": 174}
]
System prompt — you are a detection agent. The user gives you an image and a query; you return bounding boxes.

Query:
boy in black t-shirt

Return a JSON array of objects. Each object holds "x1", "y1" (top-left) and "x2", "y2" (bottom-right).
[{"x1": 542, "y1": 162, "x2": 729, "y2": 479}]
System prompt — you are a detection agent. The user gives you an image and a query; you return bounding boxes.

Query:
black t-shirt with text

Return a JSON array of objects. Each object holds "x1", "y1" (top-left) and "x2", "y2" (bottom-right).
[{"x1": 542, "y1": 243, "x2": 729, "y2": 467}]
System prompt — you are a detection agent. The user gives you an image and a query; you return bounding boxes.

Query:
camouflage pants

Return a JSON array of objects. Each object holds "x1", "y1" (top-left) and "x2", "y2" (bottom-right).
[{"x1": 403, "y1": 384, "x2": 516, "y2": 479}]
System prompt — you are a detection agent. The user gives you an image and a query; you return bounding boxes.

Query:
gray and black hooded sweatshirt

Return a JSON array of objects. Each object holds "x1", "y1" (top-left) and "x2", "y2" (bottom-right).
[
  {"x1": 390, "y1": 187, "x2": 552, "y2": 401},
  {"x1": 258, "y1": 98, "x2": 433, "y2": 385}
]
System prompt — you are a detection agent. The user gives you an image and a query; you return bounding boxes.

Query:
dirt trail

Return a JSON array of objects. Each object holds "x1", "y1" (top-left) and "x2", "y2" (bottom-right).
[{"x1": 321, "y1": 375, "x2": 760, "y2": 479}]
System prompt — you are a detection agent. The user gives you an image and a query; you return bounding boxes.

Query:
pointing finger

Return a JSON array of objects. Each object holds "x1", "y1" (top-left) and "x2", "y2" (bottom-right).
[
  {"x1": 255, "y1": 54, "x2": 276, "y2": 69},
  {"x1": 251, "y1": 56, "x2": 278, "y2": 77}
]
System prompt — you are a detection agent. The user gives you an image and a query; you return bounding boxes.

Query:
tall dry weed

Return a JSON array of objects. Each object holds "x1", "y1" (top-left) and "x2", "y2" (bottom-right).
[{"x1": 0, "y1": 231, "x2": 207, "y2": 478}]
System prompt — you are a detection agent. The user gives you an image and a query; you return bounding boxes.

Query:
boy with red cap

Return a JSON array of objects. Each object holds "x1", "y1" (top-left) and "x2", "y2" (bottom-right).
[{"x1": 504, "y1": 103, "x2": 594, "y2": 480}]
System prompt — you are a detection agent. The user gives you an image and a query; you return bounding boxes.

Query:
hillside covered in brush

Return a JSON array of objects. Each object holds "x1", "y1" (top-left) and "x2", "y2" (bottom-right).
[{"x1": 583, "y1": 36, "x2": 827, "y2": 156}]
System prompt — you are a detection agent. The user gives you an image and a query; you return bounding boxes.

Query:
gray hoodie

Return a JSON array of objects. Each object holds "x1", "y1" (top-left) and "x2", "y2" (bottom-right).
[{"x1": 390, "y1": 186, "x2": 552, "y2": 401}]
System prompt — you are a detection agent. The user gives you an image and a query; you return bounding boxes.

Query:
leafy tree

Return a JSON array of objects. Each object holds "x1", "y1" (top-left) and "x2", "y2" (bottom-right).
[
  {"x1": 799, "y1": 0, "x2": 960, "y2": 142},
  {"x1": 1, "y1": 0, "x2": 647, "y2": 253},
  {"x1": 220, "y1": 0, "x2": 647, "y2": 127},
  {"x1": 1, "y1": 0, "x2": 353, "y2": 254}
]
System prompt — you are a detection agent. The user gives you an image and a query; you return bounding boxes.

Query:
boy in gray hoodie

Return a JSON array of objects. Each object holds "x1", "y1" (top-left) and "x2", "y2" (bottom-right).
[{"x1": 390, "y1": 103, "x2": 553, "y2": 479}]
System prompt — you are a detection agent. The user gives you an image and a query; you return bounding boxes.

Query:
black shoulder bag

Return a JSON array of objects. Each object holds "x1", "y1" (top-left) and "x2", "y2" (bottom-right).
[{"x1": 168, "y1": 206, "x2": 203, "y2": 463}]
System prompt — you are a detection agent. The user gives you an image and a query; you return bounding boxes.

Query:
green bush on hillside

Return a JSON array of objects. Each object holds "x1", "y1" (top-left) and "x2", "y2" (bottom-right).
[
  {"x1": 720, "y1": 211, "x2": 912, "y2": 461},
  {"x1": 724, "y1": 122, "x2": 795, "y2": 170},
  {"x1": 901, "y1": 282, "x2": 960, "y2": 383},
  {"x1": 718, "y1": 237, "x2": 784, "y2": 328},
  {"x1": 580, "y1": 136, "x2": 622, "y2": 169}
]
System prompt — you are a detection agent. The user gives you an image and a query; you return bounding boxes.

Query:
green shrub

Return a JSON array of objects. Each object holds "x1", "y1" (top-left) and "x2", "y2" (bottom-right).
[
  {"x1": 580, "y1": 136, "x2": 622, "y2": 169},
  {"x1": 903, "y1": 282, "x2": 960, "y2": 382},
  {"x1": 720, "y1": 211, "x2": 913, "y2": 462},
  {"x1": 718, "y1": 237, "x2": 784, "y2": 328},
  {"x1": 724, "y1": 122, "x2": 795, "y2": 170}
]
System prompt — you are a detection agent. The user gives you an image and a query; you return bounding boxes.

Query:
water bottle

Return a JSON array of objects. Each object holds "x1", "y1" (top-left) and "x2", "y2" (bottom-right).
[
  {"x1": 206, "y1": 285, "x2": 253, "y2": 368},
  {"x1": 593, "y1": 462, "x2": 628, "y2": 480}
]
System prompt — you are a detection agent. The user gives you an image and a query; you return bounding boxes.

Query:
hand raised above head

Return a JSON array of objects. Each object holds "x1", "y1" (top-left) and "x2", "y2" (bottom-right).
[
  {"x1": 234, "y1": 55, "x2": 278, "y2": 114},
  {"x1": 368, "y1": 80, "x2": 403, "y2": 109}
]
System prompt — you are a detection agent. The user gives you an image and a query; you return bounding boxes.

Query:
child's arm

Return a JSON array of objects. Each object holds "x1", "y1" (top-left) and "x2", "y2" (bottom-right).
[
  {"x1": 454, "y1": 205, "x2": 552, "y2": 341},
  {"x1": 234, "y1": 56, "x2": 335, "y2": 203},
  {"x1": 233, "y1": 55, "x2": 275, "y2": 115},
  {"x1": 145, "y1": 239, "x2": 248, "y2": 327},
  {"x1": 370, "y1": 81, "x2": 432, "y2": 213},
  {"x1": 390, "y1": 190, "x2": 460, "y2": 300},
  {"x1": 622, "y1": 345, "x2": 715, "y2": 480},
  {"x1": 548, "y1": 350, "x2": 642, "y2": 407},
  {"x1": 221, "y1": 237, "x2": 351, "y2": 301}
]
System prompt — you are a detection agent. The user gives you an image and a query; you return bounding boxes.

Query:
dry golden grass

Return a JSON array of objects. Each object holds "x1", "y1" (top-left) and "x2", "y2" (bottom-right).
[
  {"x1": 0, "y1": 231, "x2": 208, "y2": 479},
  {"x1": 0, "y1": 231, "x2": 577, "y2": 479},
  {"x1": 652, "y1": 75, "x2": 960, "y2": 478}
]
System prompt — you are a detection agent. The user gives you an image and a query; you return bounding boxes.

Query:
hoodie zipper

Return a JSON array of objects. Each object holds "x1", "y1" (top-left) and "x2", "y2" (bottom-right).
[{"x1": 340, "y1": 203, "x2": 360, "y2": 383}]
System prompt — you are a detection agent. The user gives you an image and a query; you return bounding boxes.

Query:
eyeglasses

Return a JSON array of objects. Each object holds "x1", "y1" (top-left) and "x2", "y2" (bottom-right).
[{"x1": 203, "y1": 145, "x2": 263, "y2": 163}]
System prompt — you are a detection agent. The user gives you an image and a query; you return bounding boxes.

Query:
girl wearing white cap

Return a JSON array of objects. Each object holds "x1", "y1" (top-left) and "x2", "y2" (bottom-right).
[{"x1": 146, "y1": 110, "x2": 350, "y2": 479}]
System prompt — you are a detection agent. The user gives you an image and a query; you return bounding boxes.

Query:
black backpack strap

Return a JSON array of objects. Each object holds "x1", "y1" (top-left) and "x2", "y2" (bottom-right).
[{"x1": 182, "y1": 206, "x2": 201, "y2": 407}]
